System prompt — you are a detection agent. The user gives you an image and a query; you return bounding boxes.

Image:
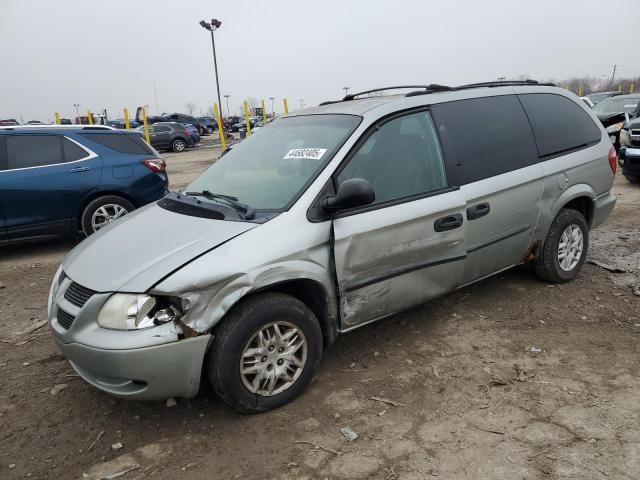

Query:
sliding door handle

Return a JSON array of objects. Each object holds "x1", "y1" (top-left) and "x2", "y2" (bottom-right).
[{"x1": 467, "y1": 202, "x2": 490, "y2": 220}]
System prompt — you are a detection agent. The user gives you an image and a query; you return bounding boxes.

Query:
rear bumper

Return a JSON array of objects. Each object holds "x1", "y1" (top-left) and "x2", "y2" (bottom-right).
[
  {"x1": 619, "y1": 147, "x2": 640, "y2": 175},
  {"x1": 591, "y1": 191, "x2": 617, "y2": 230},
  {"x1": 54, "y1": 335, "x2": 211, "y2": 400}
]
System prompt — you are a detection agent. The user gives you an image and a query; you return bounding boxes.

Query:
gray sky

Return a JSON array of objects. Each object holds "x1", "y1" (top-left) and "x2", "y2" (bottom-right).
[{"x1": 1, "y1": 0, "x2": 638, "y2": 122}]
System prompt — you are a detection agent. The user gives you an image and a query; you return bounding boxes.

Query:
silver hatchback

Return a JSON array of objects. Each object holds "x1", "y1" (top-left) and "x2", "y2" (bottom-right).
[{"x1": 48, "y1": 81, "x2": 617, "y2": 412}]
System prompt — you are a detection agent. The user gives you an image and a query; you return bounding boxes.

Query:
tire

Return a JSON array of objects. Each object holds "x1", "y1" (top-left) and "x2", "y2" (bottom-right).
[
  {"x1": 534, "y1": 208, "x2": 589, "y2": 283},
  {"x1": 80, "y1": 195, "x2": 134, "y2": 236},
  {"x1": 207, "y1": 293, "x2": 323, "y2": 414},
  {"x1": 172, "y1": 138, "x2": 186, "y2": 152},
  {"x1": 207, "y1": 126, "x2": 214, "y2": 135},
  {"x1": 624, "y1": 175, "x2": 640, "y2": 184}
]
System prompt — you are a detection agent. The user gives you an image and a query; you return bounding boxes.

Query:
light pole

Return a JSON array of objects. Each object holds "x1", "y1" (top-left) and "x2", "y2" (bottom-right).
[
  {"x1": 299, "y1": 98, "x2": 304, "y2": 110},
  {"x1": 343, "y1": 86, "x2": 350, "y2": 97},
  {"x1": 223, "y1": 94, "x2": 231, "y2": 117},
  {"x1": 73, "y1": 103, "x2": 80, "y2": 123},
  {"x1": 199, "y1": 18, "x2": 224, "y2": 126},
  {"x1": 269, "y1": 97, "x2": 275, "y2": 116}
]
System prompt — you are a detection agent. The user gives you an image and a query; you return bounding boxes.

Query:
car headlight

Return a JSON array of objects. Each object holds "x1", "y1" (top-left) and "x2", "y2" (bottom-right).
[
  {"x1": 606, "y1": 122, "x2": 624, "y2": 134},
  {"x1": 97, "y1": 294, "x2": 182, "y2": 330},
  {"x1": 620, "y1": 128, "x2": 631, "y2": 146}
]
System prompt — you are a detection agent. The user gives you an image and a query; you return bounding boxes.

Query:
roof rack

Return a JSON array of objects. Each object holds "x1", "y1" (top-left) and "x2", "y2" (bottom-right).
[
  {"x1": 343, "y1": 85, "x2": 452, "y2": 101},
  {"x1": 455, "y1": 79, "x2": 555, "y2": 89}
]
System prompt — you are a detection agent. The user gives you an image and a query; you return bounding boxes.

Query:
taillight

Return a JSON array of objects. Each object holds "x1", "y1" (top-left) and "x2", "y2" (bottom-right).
[
  {"x1": 143, "y1": 158, "x2": 166, "y2": 173},
  {"x1": 608, "y1": 146, "x2": 617, "y2": 174}
]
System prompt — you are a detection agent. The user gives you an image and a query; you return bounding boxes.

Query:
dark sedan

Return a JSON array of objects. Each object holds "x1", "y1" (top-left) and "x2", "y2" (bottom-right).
[{"x1": 136, "y1": 122, "x2": 193, "y2": 152}]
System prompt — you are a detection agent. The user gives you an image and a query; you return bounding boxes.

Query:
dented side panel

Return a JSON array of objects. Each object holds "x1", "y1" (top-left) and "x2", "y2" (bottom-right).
[{"x1": 332, "y1": 190, "x2": 468, "y2": 327}]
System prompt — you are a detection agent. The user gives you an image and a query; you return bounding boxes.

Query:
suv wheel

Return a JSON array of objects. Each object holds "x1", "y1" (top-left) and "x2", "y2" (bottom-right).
[
  {"x1": 172, "y1": 139, "x2": 186, "y2": 152},
  {"x1": 624, "y1": 175, "x2": 639, "y2": 184},
  {"x1": 81, "y1": 195, "x2": 134, "y2": 236},
  {"x1": 534, "y1": 208, "x2": 589, "y2": 283},
  {"x1": 207, "y1": 126, "x2": 214, "y2": 135},
  {"x1": 207, "y1": 293, "x2": 322, "y2": 413}
]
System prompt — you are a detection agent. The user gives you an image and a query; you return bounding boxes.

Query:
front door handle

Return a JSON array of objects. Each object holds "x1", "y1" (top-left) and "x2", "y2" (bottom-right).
[
  {"x1": 466, "y1": 202, "x2": 490, "y2": 220},
  {"x1": 434, "y1": 213, "x2": 463, "y2": 232},
  {"x1": 69, "y1": 166, "x2": 90, "y2": 173}
]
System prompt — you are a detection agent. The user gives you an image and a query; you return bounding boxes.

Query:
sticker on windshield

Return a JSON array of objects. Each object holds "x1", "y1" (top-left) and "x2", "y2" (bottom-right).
[
  {"x1": 283, "y1": 148, "x2": 327, "y2": 160},
  {"x1": 624, "y1": 104, "x2": 637, "y2": 108}
]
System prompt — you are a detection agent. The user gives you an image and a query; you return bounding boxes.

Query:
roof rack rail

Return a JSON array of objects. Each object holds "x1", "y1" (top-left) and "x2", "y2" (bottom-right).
[
  {"x1": 0, "y1": 124, "x2": 115, "y2": 130},
  {"x1": 455, "y1": 79, "x2": 556, "y2": 89},
  {"x1": 343, "y1": 85, "x2": 451, "y2": 101}
]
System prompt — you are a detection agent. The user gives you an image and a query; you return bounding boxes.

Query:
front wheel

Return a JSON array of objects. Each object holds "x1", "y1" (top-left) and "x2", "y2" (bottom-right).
[
  {"x1": 534, "y1": 208, "x2": 589, "y2": 283},
  {"x1": 207, "y1": 126, "x2": 214, "y2": 135},
  {"x1": 207, "y1": 293, "x2": 322, "y2": 414},
  {"x1": 81, "y1": 195, "x2": 134, "y2": 236},
  {"x1": 624, "y1": 175, "x2": 640, "y2": 184}
]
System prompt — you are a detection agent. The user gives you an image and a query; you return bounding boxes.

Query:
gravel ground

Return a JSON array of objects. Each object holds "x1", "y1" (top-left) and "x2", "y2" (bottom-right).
[{"x1": 1, "y1": 144, "x2": 639, "y2": 479}]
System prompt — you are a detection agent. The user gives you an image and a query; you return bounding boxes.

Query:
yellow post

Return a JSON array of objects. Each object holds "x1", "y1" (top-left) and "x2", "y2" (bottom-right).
[
  {"x1": 54, "y1": 112, "x2": 61, "y2": 125},
  {"x1": 578, "y1": 83, "x2": 583, "y2": 97},
  {"x1": 86, "y1": 111, "x2": 93, "y2": 125},
  {"x1": 214, "y1": 103, "x2": 226, "y2": 150},
  {"x1": 243, "y1": 100, "x2": 252, "y2": 136},
  {"x1": 618, "y1": 84, "x2": 622, "y2": 92},
  {"x1": 124, "y1": 108, "x2": 130, "y2": 129},
  {"x1": 142, "y1": 107, "x2": 150, "y2": 144},
  {"x1": 283, "y1": 98, "x2": 289, "y2": 114},
  {"x1": 630, "y1": 82, "x2": 635, "y2": 94},
  {"x1": 261, "y1": 99, "x2": 267, "y2": 123}
]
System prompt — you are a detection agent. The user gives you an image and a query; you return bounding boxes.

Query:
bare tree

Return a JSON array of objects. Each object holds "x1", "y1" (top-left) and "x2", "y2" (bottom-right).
[{"x1": 185, "y1": 102, "x2": 196, "y2": 115}]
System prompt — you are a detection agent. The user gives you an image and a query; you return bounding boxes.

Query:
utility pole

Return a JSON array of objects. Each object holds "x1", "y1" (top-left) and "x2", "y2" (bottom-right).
[
  {"x1": 610, "y1": 64, "x2": 617, "y2": 89},
  {"x1": 343, "y1": 86, "x2": 350, "y2": 97},
  {"x1": 223, "y1": 94, "x2": 231, "y2": 117},
  {"x1": 269, "y1": 97, "x2": 275, "y2": 116}
]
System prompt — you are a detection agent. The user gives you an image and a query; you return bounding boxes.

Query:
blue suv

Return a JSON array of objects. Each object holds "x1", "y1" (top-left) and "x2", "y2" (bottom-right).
[{"x1": 0, "y1": 126, "x2": 168, "y2": 243}]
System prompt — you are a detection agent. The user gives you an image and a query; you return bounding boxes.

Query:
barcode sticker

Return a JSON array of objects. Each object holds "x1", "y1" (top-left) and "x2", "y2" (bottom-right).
[{"x1": 283, "y1": 148, "x2": 327, "y2": 160}]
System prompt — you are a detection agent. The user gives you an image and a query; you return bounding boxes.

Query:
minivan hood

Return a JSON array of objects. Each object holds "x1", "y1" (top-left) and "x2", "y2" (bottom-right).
[{"x1": 63, "y1": 203, "x2": 255, "y2": 292}]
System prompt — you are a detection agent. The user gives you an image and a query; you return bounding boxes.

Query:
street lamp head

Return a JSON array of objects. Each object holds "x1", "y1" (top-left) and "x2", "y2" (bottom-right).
[
  {"x1": 199, "y1": 20, "x2": 211, "y2": 30},
  {"x1": 211, "y1": 18, "x2": 222, "y2": 29}
]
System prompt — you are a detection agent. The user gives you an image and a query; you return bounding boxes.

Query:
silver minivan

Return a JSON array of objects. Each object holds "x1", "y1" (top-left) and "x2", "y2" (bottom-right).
[{"x1": 47, "y1": 81, "x2": 617, "y2": 413}]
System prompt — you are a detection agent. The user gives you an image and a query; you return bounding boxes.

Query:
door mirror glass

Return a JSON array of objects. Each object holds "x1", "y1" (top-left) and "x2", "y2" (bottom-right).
[{"x1": 323, "y1": 178, "x2": 375, "y2": 212}]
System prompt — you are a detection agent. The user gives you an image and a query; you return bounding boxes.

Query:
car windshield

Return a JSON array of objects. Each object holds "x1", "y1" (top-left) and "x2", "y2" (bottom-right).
[
  {"x1": 185, "y1": 114, "x2": 360, "y2": 211},
  {"x1": 593, "y1": 97, "x2": 639, "y2": 114}
]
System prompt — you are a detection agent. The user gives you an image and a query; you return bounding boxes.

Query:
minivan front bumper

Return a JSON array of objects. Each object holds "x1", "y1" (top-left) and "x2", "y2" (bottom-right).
[{"x1": 54, "y1": 335, "x2": 210, "y2": 400}]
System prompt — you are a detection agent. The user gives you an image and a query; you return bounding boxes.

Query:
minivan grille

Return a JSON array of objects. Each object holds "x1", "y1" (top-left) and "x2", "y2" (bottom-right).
[
  {"x1": 64, "y1": 282, "x2": 96, "y2": 308},
  {"x1": 57, "y1": 308, "x2": 75, "y2": 329}
]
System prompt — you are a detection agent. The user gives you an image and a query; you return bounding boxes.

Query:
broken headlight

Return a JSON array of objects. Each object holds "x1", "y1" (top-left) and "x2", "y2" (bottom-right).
[
  {"x1": 97, "y1": 294, "x2": 182, "y2": 331},
  {"x1": 606, "y1": 122, "x2": 624, "y2": 134},
  {"x1": 620, "y1": 128, "x2": 630, "y2": 147}
]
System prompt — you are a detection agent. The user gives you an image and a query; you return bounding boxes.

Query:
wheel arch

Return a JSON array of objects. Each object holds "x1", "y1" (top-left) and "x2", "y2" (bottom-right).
[{"x1": 551, "y1": 184, "x2": 596, "y2": 228}]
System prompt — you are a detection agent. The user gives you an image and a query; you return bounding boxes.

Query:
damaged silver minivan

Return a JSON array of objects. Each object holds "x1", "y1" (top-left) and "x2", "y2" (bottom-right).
[{"x1": 48, "y1": 81, "x2": 617, "y2": 412}]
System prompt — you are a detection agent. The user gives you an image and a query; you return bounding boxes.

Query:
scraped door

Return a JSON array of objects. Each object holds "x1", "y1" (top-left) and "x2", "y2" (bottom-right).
[{"x1": 331, "y1": 110, "x2": 468, "y2": 328}]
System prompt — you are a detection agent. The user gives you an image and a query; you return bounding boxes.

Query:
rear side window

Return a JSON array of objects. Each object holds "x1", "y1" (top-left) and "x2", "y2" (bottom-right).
[
  {"x1": 155, "y1": 126, "x2": 171, "y2": 133},
  {"x1": 6, "y1": 135, "x2": 62, "y2": 169},
  {"x1": 63, "y1": 138, "x2": 89, "y2": 162},
  {"x1": 518, "y1": 93, "x2": 602, "y2": 158},
  {"x1": 79, "y1": 133, "x2": 155, "y2": 155},
  {"x1": 431, "y1": 95, "x2": 539, "y2": 185}
]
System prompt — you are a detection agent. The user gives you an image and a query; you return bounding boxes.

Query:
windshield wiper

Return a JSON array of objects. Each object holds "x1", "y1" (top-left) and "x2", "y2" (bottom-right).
[{"x1": 184, "y1": 190, "x2": 255, "y2": 220}]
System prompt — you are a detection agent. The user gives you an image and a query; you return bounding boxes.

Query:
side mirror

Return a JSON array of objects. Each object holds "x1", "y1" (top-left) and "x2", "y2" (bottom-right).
[{"x1": 322, "y1": 178, "x2": 375, "y2": 212}]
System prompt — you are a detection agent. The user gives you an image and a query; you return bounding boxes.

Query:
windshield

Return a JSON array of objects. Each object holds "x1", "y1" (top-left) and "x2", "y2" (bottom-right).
[
  {"x1": 185, "y1": 114, "x2": 360, "y2": 210},
  {"x1": 593, "y1": 97, "x2": 639, "y2": 114}
]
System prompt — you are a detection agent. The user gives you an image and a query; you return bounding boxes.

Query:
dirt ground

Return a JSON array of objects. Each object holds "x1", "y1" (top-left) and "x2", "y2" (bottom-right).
[{"x1": 1, "y1": 141, "x2": 639, "y2": 480}]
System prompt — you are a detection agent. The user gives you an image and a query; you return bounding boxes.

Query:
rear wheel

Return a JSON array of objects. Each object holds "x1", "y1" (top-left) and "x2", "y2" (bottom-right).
[
  {"x1": 624, "y1": 175, "x2": 640, "y2": 184},
  {"x1": 172, "y1": 138, "x2": 186, "y2": 152},
  {"x1": 207, "y1": 293, "x2": 322, "y2": 414},
  {"x1": 81, "y1": 195, "x2": 134, "y2": 236},
  {"x1": 535, "y1": 208, "x2": 589, "y2": 283}
]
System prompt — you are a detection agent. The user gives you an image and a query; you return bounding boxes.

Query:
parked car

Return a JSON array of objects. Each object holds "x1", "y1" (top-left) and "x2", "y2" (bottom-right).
[
  {"x1": 224, "y1": 116, "x2": 242, "y2": 130},
  {"x1": 182, "y1": 123, "x2": 201, "y2": 145},
  {"x1": 136, "y1": 122, "x2": 193, "y2": 152},
  {"x1": 0, "y1": 119, "x2": 19, "y2": 126},
  {"x1": 0, "y1": 125, "x2": 167, "y2": 242},
  {"x1": 146, "y1": 115, "x2": 169, "y2": 125},
  {"x1": 592, "y1": 94, "x2": 640, "y2": 150},
  {"x1": 618, "y1": 117, "x2": 640, "y2": 183},
  {"x1": 163, "y1": 113, "x2": 206, "y2": 135},
  {"x1": 107, "y1": 118, "x2": 140, "y2": 129},
  {"x1": 48, "y1": 81, "x2": 616, "y2": 413},
  {"x1": 198, "y1": 116, "x2": 218, "y2": 134},
  {"x1": 585, "y1": 91, "x2": 623, "y2": 105},
  {"x1": 231, "y1": 117, "x2": 260, "y2": 132},
  {"x1": 26, "y1": 120, "x2": 46, "y2": 125}
]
